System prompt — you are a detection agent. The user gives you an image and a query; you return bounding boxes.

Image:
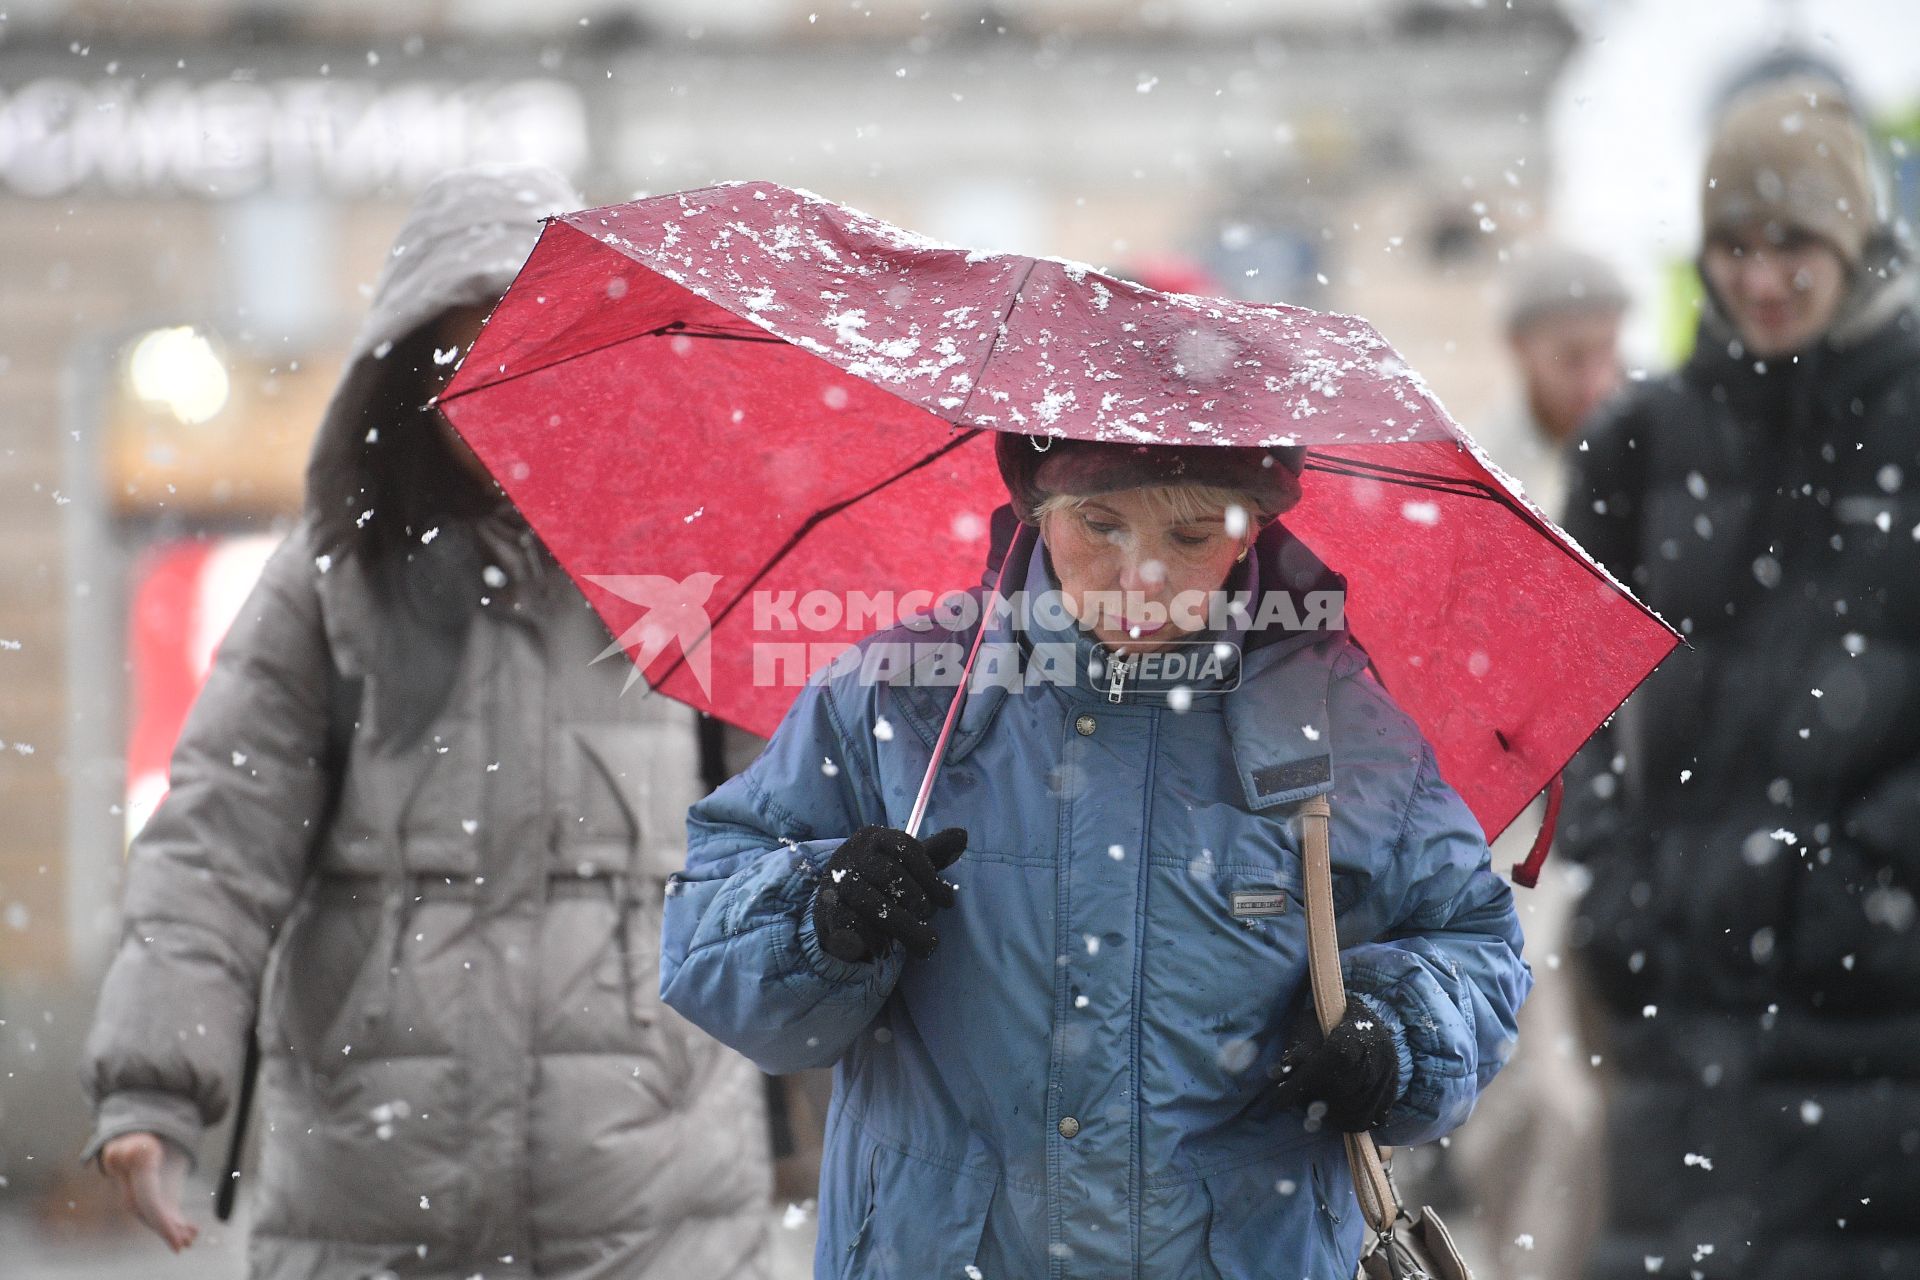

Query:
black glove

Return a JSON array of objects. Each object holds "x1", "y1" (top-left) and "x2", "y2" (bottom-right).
[
  {"x1": 1272, "y1": 1003, "x2": 1401, "y2": 1133},
  {"x1": 812, "y1": 826, "x2": 967, "y2": 964}
]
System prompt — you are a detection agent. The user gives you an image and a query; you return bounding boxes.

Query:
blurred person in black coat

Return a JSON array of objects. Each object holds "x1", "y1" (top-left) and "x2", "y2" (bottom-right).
[{"x1": 1561, "y1": 75, "x2": 1920, "y2": 1280}]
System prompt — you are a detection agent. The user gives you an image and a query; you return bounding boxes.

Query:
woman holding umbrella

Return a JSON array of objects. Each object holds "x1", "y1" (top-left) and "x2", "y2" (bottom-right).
[{"x1": 662, "y1": 432, "x2": 1530, "y2": 1278}]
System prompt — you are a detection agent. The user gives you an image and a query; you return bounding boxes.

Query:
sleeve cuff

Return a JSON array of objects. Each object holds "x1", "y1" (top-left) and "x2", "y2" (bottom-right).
[
  {"x1": 82, "y1": 1089, "x2": 206, "y2": 1170},
  {"x1": 794, "y1": 889, "x2": 902, "y2": 987}
]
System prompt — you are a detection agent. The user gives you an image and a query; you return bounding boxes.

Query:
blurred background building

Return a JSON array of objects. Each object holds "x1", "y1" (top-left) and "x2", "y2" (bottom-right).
[{"x1": 0, "y1": 0, "x2": 1914, "y2": 1274}]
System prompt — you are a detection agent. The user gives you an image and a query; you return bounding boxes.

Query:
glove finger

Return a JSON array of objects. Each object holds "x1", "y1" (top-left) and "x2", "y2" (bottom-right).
[
  {"x1": 838, "y1": 880, "x2": 941, "y2": 958},
  {"x1": 851, "y1": 913, "x2": 895, "y2": 962},
  {"x1": 1336, "y1": 1090, "x2": 1397, "y2": 1128},
  {"x1": 1325, "y1": 1081, "x2": 1394, "y2": 1134},
  {"x1": 1318, "y1": 1011, "x2": 1399, "y2": 1132},
  {"x1": 827, "y1": 885, "x2": 896, "y2": 960},
  {"x1": 870, "y1": 860, "x2": 933, "y2": 918},
  {"x1": 816, "y1": 893, "x2": 877, "y2": 964},
  {"x1": 1276, "y1": 1037, "x2": 1320, "y2": 1077},
  {"x1": 836, "y1": 878, "x2": 933, "y2": 932},
  {"x1": 831, "y1": 839, "x2": 926, "y2": 908},
  {"x1": 892, "y1": 839, "x2": 956, "y2": 910},
  {"x1": 1272, "y1": 1044, "x2": 1328, "y2": 1104},
  {"x1": 920, "y1": 827, "x2": 969, "y2": 872},
  {"x1": 874, "y1": 908, "x2": 940, "y2": 959}
]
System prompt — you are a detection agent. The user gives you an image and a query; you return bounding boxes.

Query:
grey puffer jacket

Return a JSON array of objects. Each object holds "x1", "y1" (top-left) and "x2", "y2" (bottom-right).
[{"x1": 82, "y1": 167, "x2": 772, "y2": 1279}]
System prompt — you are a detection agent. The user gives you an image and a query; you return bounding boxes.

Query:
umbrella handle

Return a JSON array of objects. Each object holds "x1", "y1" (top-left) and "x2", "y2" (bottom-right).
[
  {"x1": 1510, "y1": 772, "x2": 1563, "y2": 889},
  {"x1": 904, "y1": 524, "x2": 1035, "y2": 839}
]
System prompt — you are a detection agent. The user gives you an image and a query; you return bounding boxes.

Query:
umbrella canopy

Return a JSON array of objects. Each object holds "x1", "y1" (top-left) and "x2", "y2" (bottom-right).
[{"x1": 439, "y1": 180, "x2": 1677, "y2": 841}]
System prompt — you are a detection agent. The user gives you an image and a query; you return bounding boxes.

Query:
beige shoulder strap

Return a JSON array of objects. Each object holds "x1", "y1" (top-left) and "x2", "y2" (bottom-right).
[{"x1": 1297, "y1": 793, "x2": 1399, "y2": 1238}]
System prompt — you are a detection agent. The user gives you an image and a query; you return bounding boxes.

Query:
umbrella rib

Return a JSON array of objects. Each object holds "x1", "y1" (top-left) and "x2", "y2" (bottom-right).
[
  {"x1": 439, "y1": 321, "x2": 782, "y2": 404},
  {"x1": 647, "y1": 322, "x2": 786, "y2": 343},
  {"x1": 1302, "y1": 456, "x2": 1503, "y2": 500},
  {"x1": 951, "y1": 257, "x2": 1040, "y2": 427},
  {"x1": 1304, "y1": 453, "x2": 1575, "y2": 540},
  {"x1": 1301, "y1": 453, "x2": 1675, "y2": 630},
  {"x1": 644, "y1": 429, "x2": 987, "y2": 693}
]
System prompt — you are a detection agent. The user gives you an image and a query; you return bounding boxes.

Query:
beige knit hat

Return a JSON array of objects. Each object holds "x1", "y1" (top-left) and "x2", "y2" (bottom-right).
[
  {"x1": 1501, "y1": 246, "x2": 1631, "y2": 336},
  {"x1": 1702, "y1": 76, "x2": 1879, "y2": 266}
]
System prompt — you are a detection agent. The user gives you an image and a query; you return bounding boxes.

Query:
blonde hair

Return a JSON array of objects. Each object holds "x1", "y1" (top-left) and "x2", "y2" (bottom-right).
[{"x1": 1033, "y1": 484, "x2": 1262, "y2": 530}]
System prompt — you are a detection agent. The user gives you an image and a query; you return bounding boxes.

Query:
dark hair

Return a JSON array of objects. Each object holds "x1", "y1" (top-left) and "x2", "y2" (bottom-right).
[{"x1": 346, "y1": 318, "x2": 501, "y2": 749}]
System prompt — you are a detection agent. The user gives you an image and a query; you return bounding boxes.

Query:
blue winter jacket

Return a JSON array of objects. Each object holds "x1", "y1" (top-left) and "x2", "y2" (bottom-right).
[{"x1": 662, "y1": 519, "x2": 1530, "y2": 1279}]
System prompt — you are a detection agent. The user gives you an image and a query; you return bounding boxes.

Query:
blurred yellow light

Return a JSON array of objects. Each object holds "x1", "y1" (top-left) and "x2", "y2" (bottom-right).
[{"x1": 128, "y1": 326, "x2": 230, "y2": 425}]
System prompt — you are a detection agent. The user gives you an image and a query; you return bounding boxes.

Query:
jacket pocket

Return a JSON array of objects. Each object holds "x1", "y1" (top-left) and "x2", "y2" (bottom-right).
[
  {"x1": 261, "y1": 892, "x2": 394, "y2": 1074},
  {"x1": 1203, "y1": 1149, "x2": 1348, "y2": 1280},
  {"x1": 841, "y1": 1136, "x2": 999, "y2": 1280}
]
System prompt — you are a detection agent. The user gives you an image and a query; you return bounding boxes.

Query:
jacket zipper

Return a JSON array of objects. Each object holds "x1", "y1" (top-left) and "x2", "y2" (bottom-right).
[{"x1": 1107, "y1": 654, "x2": 1133, "y2": 704}]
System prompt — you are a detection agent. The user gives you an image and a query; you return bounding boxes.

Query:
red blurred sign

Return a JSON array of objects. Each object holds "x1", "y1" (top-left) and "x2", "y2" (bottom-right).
[{"x1": 124, "y1": 535, "x2": 278, "y2": 845}]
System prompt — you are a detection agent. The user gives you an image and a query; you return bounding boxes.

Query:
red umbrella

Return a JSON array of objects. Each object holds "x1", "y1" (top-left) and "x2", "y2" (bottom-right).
[{"x1": 438, "y1": 180, "x2": 1676, "y2": 848}]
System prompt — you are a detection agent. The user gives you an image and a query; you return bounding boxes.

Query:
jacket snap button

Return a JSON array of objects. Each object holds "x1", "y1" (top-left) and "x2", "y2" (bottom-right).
[
  {"x1": 1075, "y1": 715, "x2": 1097, "y2": 737},
  {"x1": 1058, "y1": 1116, "x2": 1081, "y2": 1139}
]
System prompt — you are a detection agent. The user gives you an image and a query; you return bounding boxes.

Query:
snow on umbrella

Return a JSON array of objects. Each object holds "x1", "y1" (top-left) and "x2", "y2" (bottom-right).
[{"x1": 438, "y1": 180, "x2": 1677, "y2": 846}]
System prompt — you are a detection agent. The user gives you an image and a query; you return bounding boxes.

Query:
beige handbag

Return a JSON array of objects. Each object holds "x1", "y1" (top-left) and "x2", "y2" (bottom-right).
[{"x1": 1297, "y1": 794, "x2": 1474, "y2": 1280}]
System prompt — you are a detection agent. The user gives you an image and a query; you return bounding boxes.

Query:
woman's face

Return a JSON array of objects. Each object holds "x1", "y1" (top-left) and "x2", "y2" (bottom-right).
[
  {"x1": 1040, "y1": 487, "x2": 1248, "y2": 653},
  {"x1": 1701, "y1": 225, "x2": 1848, "y2": 358}
]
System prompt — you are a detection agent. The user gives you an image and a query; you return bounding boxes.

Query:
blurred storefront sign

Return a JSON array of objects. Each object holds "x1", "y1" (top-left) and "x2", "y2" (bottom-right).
[{"x1": 0, "y1": 75, "x2": 589, "y2": 198}]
